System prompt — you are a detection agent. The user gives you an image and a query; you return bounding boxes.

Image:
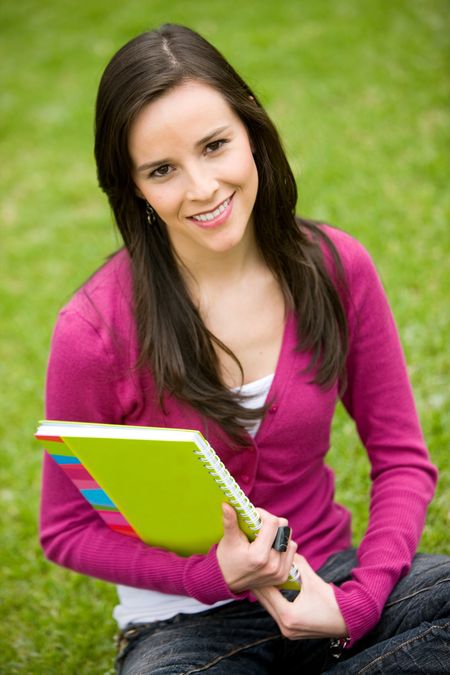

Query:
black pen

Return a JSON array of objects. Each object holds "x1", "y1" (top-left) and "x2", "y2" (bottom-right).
[{"x1": 272, "y1": 525, "x2": 292, "y2": 552}]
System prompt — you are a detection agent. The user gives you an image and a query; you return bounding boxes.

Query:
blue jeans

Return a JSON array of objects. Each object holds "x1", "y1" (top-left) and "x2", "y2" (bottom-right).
[{"x1": 115, "y1": 549, "x2": 450, "y2": 674}]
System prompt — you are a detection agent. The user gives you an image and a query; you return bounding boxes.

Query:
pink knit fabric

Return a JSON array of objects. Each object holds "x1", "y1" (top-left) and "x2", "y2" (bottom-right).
[{"x1": 40, "y1": 226, "x2": 437, "y2": 643}]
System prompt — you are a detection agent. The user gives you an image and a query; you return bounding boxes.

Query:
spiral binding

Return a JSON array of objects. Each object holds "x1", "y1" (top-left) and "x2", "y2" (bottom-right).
[{"x1": 193, "y1": 436, "x2": 300, "y2": 586}]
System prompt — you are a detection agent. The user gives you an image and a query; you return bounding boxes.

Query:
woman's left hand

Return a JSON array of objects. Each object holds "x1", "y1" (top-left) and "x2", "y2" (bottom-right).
[{"x1": 253, "y1": 554, "x2": 348, "y2": 640}]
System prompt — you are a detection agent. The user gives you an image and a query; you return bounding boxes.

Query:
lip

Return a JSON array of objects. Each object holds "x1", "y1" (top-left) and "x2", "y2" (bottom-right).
[{"x1": 188, "y1": 193, "x2": 235, "y2": 229}]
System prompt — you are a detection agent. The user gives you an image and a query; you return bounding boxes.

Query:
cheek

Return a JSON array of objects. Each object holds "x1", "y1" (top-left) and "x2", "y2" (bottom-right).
[
  {"x1": 241, "y1": 153, "x2": 259, "y2": 197},
  {"x1": 143, "y1": 187, "x2": 180, "y2": 219},
  {"x1": 227, "y1": 148, "x2": 258, "y2": 191}
]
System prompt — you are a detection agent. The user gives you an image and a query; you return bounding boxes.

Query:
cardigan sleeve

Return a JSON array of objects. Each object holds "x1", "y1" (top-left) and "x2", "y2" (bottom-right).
[
  {"x1": 332, "y1": 237, "x2": 438, "y2": 644},
  {"x1": 40, "y1": 307, "x2": 243, "y2": 604}
]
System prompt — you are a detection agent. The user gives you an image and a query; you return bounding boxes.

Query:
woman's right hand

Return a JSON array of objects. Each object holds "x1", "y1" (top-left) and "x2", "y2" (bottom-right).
[{"x1": 216, "y1": 502, "x2": 298, "y2": 594}]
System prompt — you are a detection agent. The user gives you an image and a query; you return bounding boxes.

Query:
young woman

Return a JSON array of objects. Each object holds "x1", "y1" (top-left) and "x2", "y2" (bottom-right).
[{"x1": 40, "y1": 24, "x2": 449, "y2": 674}]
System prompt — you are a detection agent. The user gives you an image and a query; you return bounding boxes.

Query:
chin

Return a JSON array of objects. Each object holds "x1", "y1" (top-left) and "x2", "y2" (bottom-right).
[{"x1": 210, "y1": 232, "x2": 247, "y2": 253}]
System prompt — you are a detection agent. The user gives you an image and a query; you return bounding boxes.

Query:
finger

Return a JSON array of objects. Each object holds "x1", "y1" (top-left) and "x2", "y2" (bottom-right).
[
  {"x1": 254, "y1": 509, "x2": 288, "y2": 551},
  {"x1": 292, "y1": 554, "x2": 317, "y2": 580},
  {"x1": 256, "y1": 508, "x2": 289, "y2": 530},
  {"x1": 255, "y1": 586, "x2": 316, "y2": 640},
  {"x1": 293, "y1": 554, "x2": 326, "y2": 592},
  {"x1": 282, "y1": 539, "x2": 299, "y2": 578},
  {"x1": 221, "y1": 503, "x2": 247, "y2": 544},
  {"x1": 254, "y1": 586, "x2": 309, "y2": 635},
  {"x1": 254, "y1": 585, "x2": 286, "y2": 617},
  {"x1": 257, "y1": 584, "x2": 296, "y2": 610}
]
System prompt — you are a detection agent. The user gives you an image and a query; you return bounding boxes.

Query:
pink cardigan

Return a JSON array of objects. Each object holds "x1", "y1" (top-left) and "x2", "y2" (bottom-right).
[{"x1": 40, "y1": 226, "x2": 437, "y2": 643}]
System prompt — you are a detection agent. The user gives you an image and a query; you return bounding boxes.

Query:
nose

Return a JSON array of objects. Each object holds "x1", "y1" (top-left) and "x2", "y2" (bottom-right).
[{"x1": 185, "y1": 162, "x2": 220, "y2": 202}]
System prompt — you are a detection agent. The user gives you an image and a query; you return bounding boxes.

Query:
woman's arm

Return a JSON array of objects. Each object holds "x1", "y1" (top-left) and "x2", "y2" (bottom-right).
[
  {"x1": 42, "y1": 301, "x2": 301, "y2": 604},
  {"x1": 251, "y1": 233, "x2": 438, "y2": 644},
  {"x1": 40, "y1": 307, "x2": 241, "y2": 604},
  {"x1": 333, "y1": 238, "x2": 438, "y2": 642}
]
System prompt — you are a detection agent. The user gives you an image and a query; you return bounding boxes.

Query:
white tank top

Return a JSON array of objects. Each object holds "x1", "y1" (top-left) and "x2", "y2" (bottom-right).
[{"x1": 113, "y1": 373, "x2": 275, "y2": 628}]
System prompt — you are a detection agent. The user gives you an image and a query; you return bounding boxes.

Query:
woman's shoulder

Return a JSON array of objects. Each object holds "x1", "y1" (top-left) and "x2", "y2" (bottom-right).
[
  {"x1": 46, "y1": 249, "x2": 140, "y2": 419},
  {"x1": 315, "y1": 221, "x2": 369, "y2": 259},
  {"x1": 301, "y1": 219, "x2": 378, "y2": 280},
  {"x1": 58, "y1": 248, "x2": 133, "y2": 329},
  {"x1": 49, "y1": 248, "x2": 137, "y2": 370}
]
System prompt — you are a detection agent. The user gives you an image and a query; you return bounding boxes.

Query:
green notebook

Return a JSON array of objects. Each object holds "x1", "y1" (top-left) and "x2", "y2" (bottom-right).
[{"x1": 35, "y1": 420, "x2": 300, "y2": 589}]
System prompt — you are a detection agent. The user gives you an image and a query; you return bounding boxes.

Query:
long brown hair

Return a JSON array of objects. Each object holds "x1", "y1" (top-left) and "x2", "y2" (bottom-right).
[{"x1": 94, "y1": 24, "x2": 348, "y2": 442}]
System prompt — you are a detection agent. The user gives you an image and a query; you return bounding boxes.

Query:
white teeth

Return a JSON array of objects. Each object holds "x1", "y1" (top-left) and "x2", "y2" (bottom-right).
[{"x1": 192, "y1": 197, "x2": 230, "y2": 222}]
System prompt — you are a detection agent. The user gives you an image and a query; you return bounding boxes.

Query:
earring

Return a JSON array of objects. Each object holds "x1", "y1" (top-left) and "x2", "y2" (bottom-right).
[{"x1": 145, "y1": 201, "x2": 157, "y2": 225}]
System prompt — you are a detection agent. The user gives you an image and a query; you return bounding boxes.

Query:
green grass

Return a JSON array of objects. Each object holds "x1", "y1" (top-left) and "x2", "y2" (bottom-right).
[{"x1": 1, "y1": 0, "x2": 448, "y2": 671}]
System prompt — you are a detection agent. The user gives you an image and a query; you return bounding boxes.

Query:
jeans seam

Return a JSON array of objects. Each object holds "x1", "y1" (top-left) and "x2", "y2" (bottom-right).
[
  {"x1": 384, "y1": 577, "x2": 450, "y2": 608},
  {"x1": 183, "y1": 634, "x2": 281, "y2": 674},
  {"x1": 357, "y1": 621, "x2": 450, "y2": 674}
]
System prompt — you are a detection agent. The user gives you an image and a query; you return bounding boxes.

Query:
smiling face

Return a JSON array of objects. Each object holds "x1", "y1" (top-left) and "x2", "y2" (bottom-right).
[{"x1": 129, "y1": 80, "x2": 259, "y2": 264}]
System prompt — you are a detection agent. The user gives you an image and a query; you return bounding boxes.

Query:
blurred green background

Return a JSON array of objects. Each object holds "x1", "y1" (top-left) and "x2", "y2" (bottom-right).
[{"x1": 1, "y1": 0, "x2": 448, "y2": 672}]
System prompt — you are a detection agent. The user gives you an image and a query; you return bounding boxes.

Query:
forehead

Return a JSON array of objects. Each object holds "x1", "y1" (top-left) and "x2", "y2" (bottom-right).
[{"x1": 128, "y1": 80, "x2": 242, "y2": 161}]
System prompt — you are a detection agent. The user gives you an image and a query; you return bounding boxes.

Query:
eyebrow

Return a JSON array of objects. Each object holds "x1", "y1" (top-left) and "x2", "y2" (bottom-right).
[
  {"x1": 135, "y1": 125, "x2": 231, "y2": 173},
  {"x1": 196, "y1": 125, "x2": 230, "y2": 148}
]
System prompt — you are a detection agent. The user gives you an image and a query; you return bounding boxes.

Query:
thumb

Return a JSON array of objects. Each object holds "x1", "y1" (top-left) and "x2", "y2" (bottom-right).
[
  {"x1": 293, "y1": 554, "x2": 318, "y2": 587},
  {"x1": 221, "y1": 502, "x2": 242, "y2": 541}
]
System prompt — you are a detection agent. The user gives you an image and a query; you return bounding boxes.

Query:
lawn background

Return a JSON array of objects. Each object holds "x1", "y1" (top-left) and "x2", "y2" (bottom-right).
[{"x1": 1, "y1": 0, "x2": 448, "y2": 672}]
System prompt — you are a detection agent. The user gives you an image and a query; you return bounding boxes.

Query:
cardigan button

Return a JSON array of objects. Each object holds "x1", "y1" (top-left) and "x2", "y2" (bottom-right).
[
  {"x1": 241, "y1": 474, "x2": 250, "y2": 484},
  {"x1": 269, "y1": 404, "x2": 278, "y2": 413}
]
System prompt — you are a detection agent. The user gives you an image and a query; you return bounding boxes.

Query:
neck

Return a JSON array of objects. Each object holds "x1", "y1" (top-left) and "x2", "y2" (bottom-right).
[{"x1": 175, "y1": 225, "x2": 263, "y2": 295}]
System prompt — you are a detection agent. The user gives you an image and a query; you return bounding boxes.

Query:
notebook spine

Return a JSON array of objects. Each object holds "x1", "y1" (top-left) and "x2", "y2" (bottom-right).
[
  {"x1": 194, "y1": 436, "x2": 300, "y2": 587},
  {"x1": 193, "y1": 439, "x2": 261, "y2": 533}
]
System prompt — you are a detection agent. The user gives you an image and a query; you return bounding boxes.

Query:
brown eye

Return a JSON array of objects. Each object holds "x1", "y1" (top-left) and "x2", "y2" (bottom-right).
[
  {"x1": 205, "y1": 139, "x2": 228, "y2": 154},
  {"x1": 151, "y1": 164, "x2": 172, "y2": 178}
]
